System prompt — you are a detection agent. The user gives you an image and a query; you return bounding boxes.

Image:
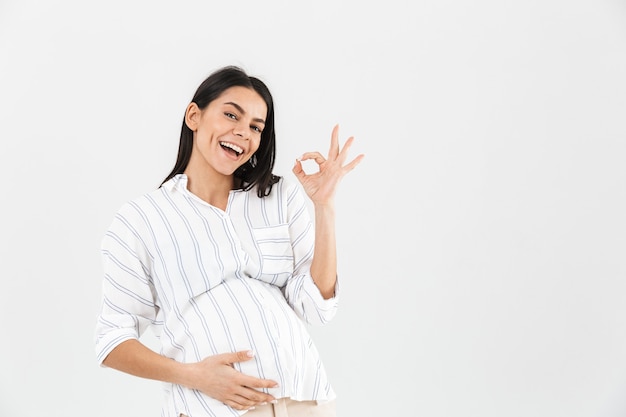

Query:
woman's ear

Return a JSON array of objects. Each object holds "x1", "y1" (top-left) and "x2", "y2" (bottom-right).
[{"x1": 185, "y1": 102, "x2": 201, "y2": 131}]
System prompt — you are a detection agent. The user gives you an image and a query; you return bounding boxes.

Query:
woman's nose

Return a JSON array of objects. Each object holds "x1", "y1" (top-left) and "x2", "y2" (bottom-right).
[{"x1": 233, "y1": 121, "x2": 249, "y2": 139}]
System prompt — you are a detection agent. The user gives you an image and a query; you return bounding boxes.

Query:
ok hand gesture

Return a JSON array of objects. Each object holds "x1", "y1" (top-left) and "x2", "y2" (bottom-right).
[{"x1": 292, "y1": 124, "x2": 364, "y2": 206}]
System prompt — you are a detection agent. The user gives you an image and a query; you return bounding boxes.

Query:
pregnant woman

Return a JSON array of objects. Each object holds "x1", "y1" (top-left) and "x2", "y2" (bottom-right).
[{"x1": 94, "y1": 65, "x2": 363, "y2": 417}]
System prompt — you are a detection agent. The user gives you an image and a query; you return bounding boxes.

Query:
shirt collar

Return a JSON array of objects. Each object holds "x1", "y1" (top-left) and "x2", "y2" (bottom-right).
[{"x1": 162, "y1": 173, "x2": 188, "y2": 192}]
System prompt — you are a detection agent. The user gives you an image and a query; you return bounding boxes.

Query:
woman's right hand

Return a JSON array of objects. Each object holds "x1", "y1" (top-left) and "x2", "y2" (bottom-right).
[
  {"x1": 182, "y1": 350, "x2": 278, "y2": 411},
  {"x1": 103, "y1": 341, "x2": 277, "y2": 412}
]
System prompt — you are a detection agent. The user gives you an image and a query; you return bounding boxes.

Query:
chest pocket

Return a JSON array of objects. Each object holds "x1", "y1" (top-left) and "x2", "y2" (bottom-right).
[{"x1": 252, "y1": 224, "x2": 294, "y2": 279}]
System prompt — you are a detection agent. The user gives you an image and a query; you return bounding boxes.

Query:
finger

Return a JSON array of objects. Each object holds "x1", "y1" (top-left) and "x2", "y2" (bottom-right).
[
  {"x1": 342, "y1": 153, "x2": 365, "y2": 173},
  {"x1": 299, "y1": 151, "x2": 326, "y2": 165},
  {"x1": 222, "y1": 386, "x2": 275, "y2": 410},
  {"x1": 328, "y1": 124, "x2": 340, "y2": 160},
  {"x1": 240, "y1": 373, "x2": 280, "y2": 389},
  {"x1": 337, "y1": 136, "x2": 355, "y2": 164},
  {"x1": 221, "y1": 350, "x2": 256, "y2": 365},
  {"x1": 292, "y1": 158, "x2": 305, "y2": 181},
  {"x1": 238, "y1": 386, "x2": 276, "y2": 403},
  {"x1": 224, "y1": 396, "x2": 257, "y2": 411}
]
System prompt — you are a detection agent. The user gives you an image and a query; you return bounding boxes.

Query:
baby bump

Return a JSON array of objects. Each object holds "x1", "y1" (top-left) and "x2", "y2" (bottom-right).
[{"x1": 170, "y1": 278, "x2": 303, "y2": 382}]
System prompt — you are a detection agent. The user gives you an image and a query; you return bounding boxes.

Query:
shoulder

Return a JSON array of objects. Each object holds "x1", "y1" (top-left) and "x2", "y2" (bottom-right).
[
  {"x1": 117, "y1": 187, "x2": 165, "y2": 215},
  {"x1": 272, "y1": 176, "x2": 310, "y2": 217},
  {"x1": 254, "y1": 176, "x2": 306, "y2": 210},
  {"x1": 108, "y1": 186, "x2": 169, "y2": 232},
  {"x1": 273, "y1": 175, "x2": 303, "y2": 199}
]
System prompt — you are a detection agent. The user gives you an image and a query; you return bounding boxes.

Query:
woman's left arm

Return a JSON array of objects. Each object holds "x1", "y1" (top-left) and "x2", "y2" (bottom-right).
[{"x1": 292, "y1": 124, "x2": 364, "y2": 299}]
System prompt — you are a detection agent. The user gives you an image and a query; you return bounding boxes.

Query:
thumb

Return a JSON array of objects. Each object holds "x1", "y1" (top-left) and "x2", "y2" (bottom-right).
[
  {"x1": 292, "y1": 158, "x2": 305, "y2": 181},
  {"x1": 221, "y1": 350, "x2": 255, "y2": 364}
]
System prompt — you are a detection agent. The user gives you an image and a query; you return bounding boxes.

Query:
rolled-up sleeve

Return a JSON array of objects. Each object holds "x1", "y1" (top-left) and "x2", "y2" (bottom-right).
[
  {"x1": 94, "y1": 210, "x2": 158, "y2": 365},
  {"x1": 283, "y1": 273, "x2": 340, "y2": 325},
  {"x1": 281, "y1": 181, "x2": 340, "y2": 325}
]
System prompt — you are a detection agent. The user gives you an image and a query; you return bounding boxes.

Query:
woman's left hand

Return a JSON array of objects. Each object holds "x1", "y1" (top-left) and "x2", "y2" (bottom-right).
[{"x1": 292, "y1": 124, "x2": 364, "y2": 206}]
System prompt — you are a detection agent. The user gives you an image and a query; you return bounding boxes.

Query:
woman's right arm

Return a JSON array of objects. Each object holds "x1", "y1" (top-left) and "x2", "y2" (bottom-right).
[{"x1": 103, "y1": 340, "x2": 277, "y2": 411}]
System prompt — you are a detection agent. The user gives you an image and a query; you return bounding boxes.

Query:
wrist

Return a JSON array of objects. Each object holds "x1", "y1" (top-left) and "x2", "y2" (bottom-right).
[
  {"x1": 167, "y1": 359, "x2": 193, "y2": 388},
  {"x1": 313, "y1": 201, "x2": 335, "y2": 212}
]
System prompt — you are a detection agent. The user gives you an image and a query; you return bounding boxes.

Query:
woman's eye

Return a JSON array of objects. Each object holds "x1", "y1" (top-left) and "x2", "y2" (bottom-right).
[
  {"x1": 251, "y1": 125, "x2": 262, "y2": 133},
  {"x1": 225, "y1": 112, "x2": 237, "y2": 119}
]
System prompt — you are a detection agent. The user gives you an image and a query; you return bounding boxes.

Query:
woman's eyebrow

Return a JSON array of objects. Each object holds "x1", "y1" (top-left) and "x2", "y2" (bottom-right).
[{"x1": 224, "y1": 101, "x2": 266, "y2": 124}]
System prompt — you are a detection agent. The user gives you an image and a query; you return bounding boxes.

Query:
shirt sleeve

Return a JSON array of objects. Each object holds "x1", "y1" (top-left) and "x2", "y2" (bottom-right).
[
  {"x1": 281, "y1": 179, "x2": 340, "y2": 326},
  {"x1": 94, "y1": 206, "x2": 159, "y2": 365}
]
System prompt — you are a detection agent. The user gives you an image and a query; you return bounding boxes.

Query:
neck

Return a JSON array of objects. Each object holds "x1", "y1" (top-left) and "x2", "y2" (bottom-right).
[{"x1": 183, "y1": 167, "x2": 234, "y2": 210}]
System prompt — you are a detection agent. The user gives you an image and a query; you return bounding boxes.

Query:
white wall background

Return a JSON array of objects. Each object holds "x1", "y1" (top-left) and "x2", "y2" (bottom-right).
[{"x1": 1, "y1": 0, "x2": 625, "y2": 416}]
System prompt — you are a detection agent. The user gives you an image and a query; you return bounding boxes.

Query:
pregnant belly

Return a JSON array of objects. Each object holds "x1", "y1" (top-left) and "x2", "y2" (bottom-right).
[{"x1": 165, "y1": 277, "x2": 308, "y2": 383}]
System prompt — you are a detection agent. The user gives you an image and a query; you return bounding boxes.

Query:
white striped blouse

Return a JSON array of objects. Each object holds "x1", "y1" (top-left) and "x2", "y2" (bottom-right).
[{"x1": 94, "y1": 174, "x2": 339, "y2": 417}]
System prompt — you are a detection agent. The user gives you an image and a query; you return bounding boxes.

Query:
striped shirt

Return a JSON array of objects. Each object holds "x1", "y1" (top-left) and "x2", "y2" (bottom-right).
[{"x1": 94, "y1": 174, "x2": 338, "y2": 417}]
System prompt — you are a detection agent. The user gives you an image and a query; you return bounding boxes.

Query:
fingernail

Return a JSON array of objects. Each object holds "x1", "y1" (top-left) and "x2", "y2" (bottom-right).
[{"x1": 246, "y1": 350, "x2": 255, "y2": 357}]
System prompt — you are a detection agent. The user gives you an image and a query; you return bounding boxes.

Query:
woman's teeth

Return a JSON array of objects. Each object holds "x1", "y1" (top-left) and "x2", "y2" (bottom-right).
[{"x1": 220, "y1": 141, "x2": 243, "y2": 156}]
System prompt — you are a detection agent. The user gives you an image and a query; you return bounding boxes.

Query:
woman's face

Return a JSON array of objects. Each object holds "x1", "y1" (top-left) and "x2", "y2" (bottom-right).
[{"x1": 186, "y1": 86, "x2": 267, "y2": 177}]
